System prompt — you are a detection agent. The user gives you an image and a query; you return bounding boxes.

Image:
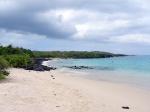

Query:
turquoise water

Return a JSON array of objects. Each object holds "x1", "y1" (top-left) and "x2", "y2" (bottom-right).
[
  {"x1": 50, "y1": 56, "x2": 150, "y2": 74},
  {"x1": 48, "y1": 56, "x2": 150, "y2": 89}
]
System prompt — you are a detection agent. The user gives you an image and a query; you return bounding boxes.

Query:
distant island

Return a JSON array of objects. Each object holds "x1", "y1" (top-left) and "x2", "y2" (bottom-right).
[{"x1": 0, "y1": 44, "x2": 126, "y2": 79}]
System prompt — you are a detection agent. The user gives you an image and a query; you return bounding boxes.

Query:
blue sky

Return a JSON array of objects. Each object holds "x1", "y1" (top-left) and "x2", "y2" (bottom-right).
[{"x1": 0, "y1": 0, "x2": 150, "y2": 55}]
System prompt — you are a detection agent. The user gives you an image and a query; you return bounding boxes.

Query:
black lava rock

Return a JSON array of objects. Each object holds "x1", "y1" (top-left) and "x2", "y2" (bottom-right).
[
  {"x1": 65, "y1": 66, "x2": 93, "y2": 70},
  {"x1": 122, "y1": 106, "x2": 130, "y2": 109},
  {"x1": 25, "y1": 58, "x2": 56, "y2": 71}
]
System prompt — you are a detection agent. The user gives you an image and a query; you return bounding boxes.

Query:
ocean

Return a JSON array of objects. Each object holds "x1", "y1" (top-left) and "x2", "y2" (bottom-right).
[{"x1": 46, "y1": 56, "x2": 150, "y2": 89}]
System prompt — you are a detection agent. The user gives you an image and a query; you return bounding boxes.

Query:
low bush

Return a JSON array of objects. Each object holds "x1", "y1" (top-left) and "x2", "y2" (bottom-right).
[
  {"x1": 4, "y1": 54, "x2": 31, "y2": 68},
  {"x1": 0, "y1": 57, "x2": 9, "y2": 79}
]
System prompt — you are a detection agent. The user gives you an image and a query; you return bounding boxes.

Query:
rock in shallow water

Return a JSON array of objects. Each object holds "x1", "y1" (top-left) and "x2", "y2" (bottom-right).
[{"x1": 65, "y1": 66, "x2": 93, "y2": 70}]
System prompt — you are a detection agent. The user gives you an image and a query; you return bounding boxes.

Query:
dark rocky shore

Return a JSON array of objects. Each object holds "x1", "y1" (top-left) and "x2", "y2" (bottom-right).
[
  {"x1": 25, "y1": 58, "x2": 94, "y2": 71},
  {"x1": 25, "y1": 58, "x2": 56, "y2": 71}
]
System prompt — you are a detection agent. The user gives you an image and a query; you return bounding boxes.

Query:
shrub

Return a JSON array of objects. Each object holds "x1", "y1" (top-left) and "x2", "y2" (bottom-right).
[
  {"x1": 0, "y1": 57, "x2": 9, "y2": 79},
  {"x1": 4, "y1": 54, "x2": 31, "y2": 68}
]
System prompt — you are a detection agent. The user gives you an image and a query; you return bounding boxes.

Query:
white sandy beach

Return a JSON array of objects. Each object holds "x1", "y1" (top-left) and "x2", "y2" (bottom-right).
[{"x1": 0, "y1": 68, "x2": 150, "y2": 112}]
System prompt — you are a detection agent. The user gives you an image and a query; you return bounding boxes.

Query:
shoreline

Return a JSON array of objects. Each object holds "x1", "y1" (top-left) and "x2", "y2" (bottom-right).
[
  {"x1": 43, "y1": 58, "x2": 150, "y2": 90},
  {"x1": 70, "y1": 69, "x2": 150, "y2": 90},
  {"x1": 0, "y1": 68, "x2": 150, "y2": 112}
]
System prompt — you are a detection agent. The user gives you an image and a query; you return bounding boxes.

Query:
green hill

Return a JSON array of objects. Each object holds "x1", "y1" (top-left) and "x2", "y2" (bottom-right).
[{"x1": 33, "y1": 51, "x2": 126, "y2": 58}]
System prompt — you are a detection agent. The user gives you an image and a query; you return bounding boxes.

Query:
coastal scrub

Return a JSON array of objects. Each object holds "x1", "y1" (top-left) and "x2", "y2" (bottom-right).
[{"x1": 0, "y1": 57, "x2": 9, "y2": 79}]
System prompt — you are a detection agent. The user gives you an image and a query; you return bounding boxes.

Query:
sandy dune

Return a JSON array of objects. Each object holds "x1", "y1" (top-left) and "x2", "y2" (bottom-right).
[{"x1": 0, "y1": 68, "x2": 150, "y2": 112}]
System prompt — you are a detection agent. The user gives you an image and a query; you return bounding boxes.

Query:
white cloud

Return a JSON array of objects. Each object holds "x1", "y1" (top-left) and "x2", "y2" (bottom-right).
[
  {"x1": 0, "y1": 0, "x2": 150, "y2": 54},
  {"x1": 112, "y1": 34, "x2": 150, "y2": 44},
  {"x1": 0, "y1": 29, "x2": 46, "y2": 47},
  {"x1": 0, "y1": 0, "x2": 18, "y2": 14}
]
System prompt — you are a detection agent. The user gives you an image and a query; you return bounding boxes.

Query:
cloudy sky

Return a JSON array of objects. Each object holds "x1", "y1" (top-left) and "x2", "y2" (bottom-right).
[{"x1": 0, "y1": 0, "x2": 150, "y2": 54}]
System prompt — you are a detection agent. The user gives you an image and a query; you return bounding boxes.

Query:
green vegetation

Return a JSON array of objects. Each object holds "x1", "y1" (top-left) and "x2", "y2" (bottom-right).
[
  {"x1": 0, "y1": 45, "x2": 33, "y2": 67},
  {"x1": 3, "y1": 54, "x2": 31, "y2": 68},
  {"x1": 0, "y1": 45, "x2": 33, "y2": 57},
  {"x1": 34, "y1": 51, "x2": 125, "y2": 59},
  {"x1": 0, "y1": 57, "x2": 9, "y2": 79},
  {"x1": 0, "y1": 45, "x2": 33, "y2": 80}
]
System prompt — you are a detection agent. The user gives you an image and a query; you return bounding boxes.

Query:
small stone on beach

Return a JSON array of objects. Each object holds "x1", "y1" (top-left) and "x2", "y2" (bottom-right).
[{"x1": 122, "y1": 106, "x2": 130, "y2": 109}]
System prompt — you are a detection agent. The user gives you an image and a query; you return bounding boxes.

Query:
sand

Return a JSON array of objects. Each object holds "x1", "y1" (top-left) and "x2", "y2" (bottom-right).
[{"x1": 0, "y1": 68, "x2": 150, "y2": 112}]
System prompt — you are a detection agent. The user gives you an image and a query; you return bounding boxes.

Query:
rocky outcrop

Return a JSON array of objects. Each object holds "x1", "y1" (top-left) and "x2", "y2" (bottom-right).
[{"x1": 25, "y1": 58, "x2": 56, "y2": 71}]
